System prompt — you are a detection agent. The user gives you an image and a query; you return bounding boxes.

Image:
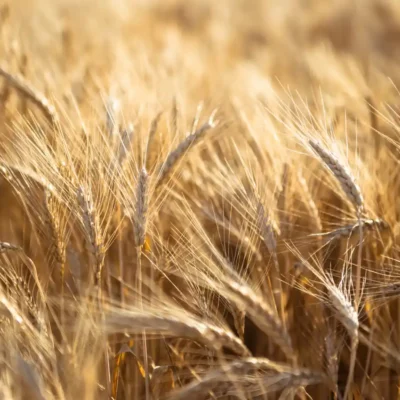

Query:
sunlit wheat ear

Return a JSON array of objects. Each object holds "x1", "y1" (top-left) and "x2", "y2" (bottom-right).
[
  {"x1": 332, "y1": 282, "x2": 359, "y2": 400},
  {"x1": 133, "y1": 167, "x2": 149, "y2": 248},
  {"x1": 313, "y1": 218, "x2": 389, "y2": 240},
  {"x1": 156, "y1": 110, "x2": 217, "y2": 189},
  {"x1": 231, "y1": 306, "x2": 245, "y2": 342},
  {"x1": 105, "y1": 97, "x2": 120, "y2": 138},
  {"x1": 308, "y1": 139, "x2": 364, "y2": 212},
  {"x1": 0, "y1": 269, "x2": 45, "y2": 333},
  {"x1": 104, "y1": 309, "x2": 250, "y2": 357},
  {"x1": 294, "y1": 258, "x2": 359, "y2": 337},
  {"x1": 328, "y1": 283, "x2": 359, "y2": 337},
  {"x1": 0, "y1": 65, "x2": 58, "y2": 125},
  {"x1": 76, "y1": 186, "x2": 104, "y2": 286},
  {"x1": 0, "y1": 251, "x2": 47, "y2": 334},
  {"x1": 295, "y1": 254, "x2": 359, "y2": 399},
  {"x1": 226, "y1": 281, "x2": 293, "y2": 360},
  {"x1": 170, "y1": 358, "x2": 326, "y2": 400}
]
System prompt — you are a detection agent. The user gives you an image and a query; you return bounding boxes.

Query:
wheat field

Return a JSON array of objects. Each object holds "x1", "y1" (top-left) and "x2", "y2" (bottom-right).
[{"x1": 0, "y1": 0, "x2": 400, "y2": 399}]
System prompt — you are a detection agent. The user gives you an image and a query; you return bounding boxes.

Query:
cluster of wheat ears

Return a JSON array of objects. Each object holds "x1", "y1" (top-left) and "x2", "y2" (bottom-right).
[{"x1": 1, "y1": 0, "x2": 400, "y2": 399}]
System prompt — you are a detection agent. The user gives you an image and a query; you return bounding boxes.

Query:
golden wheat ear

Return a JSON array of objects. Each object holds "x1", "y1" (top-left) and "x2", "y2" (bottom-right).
[
  {"x1": 156, "y1": 110, "x2": 218, "y2": 189},
  {"x1": 0, "y1": 65, "x2": 59, "y2": 125},
  {"x1": 76, "y1": 186, "x2": 105, "y2": 288},
  {"x1": 170, "y1": 357, "x2": 327, "y2": 400},
  {"x1": 308, "y1": 139, "x2": 363, "y2": 213}
]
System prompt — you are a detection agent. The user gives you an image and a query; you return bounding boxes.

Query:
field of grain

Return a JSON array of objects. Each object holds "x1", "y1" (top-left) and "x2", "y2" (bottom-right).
[{"x1": 1, "y1": 0, "x2": 400, "y2": 399}]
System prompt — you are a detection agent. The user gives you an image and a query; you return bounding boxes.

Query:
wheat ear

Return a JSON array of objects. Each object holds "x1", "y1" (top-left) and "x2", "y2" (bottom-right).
[
  {"x1": 327, "y1": 280, "x2": 359, "y2": 400},
  {"x1": 76, "y1": 186, "x2": 104, "y2": 288},
  {"x1": 308, "y1": 139, "x2": 363, "y2": 211},
  {"x1": 133, "y1": 168, "x2": 149, "y2": 248},
  {"x1": 309, "y1": 140, "x2": 364, "y2": 300},
  {"x1": 231, "y1": 306, "x2": 245, "y2": 342},
  {"x1": 170, "y1": 358, "x2": 325, "y2": 400},
  {"x1": 0, "y1": 264, "x2": 46, "y2": 333},
  {"x1": 256, "y1": 201, "x2": 287, "y2": 332},
  {"x1": 0, "y1": 65, "x2": 58, "y2": 125},
  {"x1": 309, "y1": 139, "x2": 364, "y2": 398},
  {"x1": 313, "y1": 218, "x2": 389, "y2": 240},
  {"x1": 105, "y1": 311, "x2": 250, "y2": 357},
  {"x1": 117, "y1": 123, "x2": 134, "y2": 165},
  {"x1": 156, "y1": 112, "x2": 217, "y2": 189},
  {"x1": 226, "y1": 280, "x2": 293, "y2": 361},
  {"x1": 132, "y1": 166, "x2": 151, "y2": 398}
]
